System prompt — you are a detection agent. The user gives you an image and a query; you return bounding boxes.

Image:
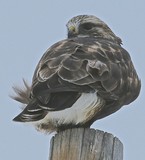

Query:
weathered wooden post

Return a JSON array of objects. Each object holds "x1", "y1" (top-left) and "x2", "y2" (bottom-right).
[{"x1": 49, "y1": 128, "x2": 123, "y2": 160}]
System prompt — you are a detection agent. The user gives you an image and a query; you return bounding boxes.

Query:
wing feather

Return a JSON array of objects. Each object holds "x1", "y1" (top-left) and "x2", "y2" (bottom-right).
[
  {"x1": 13, "y1": 37, "x2": 141, "y2": 122},
  {"x1": 33, "y1": 37, "x2": 140, "y2": 108}
]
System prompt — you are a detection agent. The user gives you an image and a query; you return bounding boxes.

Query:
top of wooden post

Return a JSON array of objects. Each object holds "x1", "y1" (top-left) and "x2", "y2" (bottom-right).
[{"x1": 49, "y1": 128, "x2": 123, "y2": 160}]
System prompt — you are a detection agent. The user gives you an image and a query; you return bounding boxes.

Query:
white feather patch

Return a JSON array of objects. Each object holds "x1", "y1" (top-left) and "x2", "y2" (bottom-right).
[{"x1": 31, "y1": 92, "x2": 104, "y2": 131}]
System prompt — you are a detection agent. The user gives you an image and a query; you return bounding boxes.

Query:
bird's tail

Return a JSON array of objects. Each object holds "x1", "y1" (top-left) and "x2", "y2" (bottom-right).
[{"x1": 11, "y1": 79, "x2": 31, "y2": 105}]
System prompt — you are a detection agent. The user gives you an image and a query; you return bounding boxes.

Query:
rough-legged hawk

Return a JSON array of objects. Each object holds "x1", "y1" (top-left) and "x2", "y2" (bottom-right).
[{"x1": 12, "y1": 15, "x2": 141, "y2": 133}]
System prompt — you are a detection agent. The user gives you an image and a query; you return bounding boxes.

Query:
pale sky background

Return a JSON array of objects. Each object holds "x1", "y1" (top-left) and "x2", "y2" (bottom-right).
[{"x1": 0, "y1": 0, "x2": 145, "y2": 160}]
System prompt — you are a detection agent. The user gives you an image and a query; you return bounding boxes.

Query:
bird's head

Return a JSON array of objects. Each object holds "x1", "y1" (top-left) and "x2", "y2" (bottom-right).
[{"x1": 66, "y1": 15, "x2": 122, "y2": 45}]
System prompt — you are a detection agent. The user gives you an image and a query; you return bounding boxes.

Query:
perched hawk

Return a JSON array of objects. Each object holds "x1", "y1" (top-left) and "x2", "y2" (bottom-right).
[{"x1": 12, "y1": 15, "x2": 141, "y2": 133}]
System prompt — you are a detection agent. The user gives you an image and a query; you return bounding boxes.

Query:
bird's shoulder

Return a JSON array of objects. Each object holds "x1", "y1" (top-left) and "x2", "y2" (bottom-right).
[{"x1": 33, "y1": 37, "x2": 130, "y2": 82}]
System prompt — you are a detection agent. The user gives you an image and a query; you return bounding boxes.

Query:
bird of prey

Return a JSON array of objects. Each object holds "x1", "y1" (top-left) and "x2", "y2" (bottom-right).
[{"x1": 12, "y1": 15, "x2": 141, "y2": 133}]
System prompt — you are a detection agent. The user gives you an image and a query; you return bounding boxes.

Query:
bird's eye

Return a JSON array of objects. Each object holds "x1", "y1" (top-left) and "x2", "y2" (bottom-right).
[{"x1": 81, "y1": 23, "x2": 95, "y2": 30}]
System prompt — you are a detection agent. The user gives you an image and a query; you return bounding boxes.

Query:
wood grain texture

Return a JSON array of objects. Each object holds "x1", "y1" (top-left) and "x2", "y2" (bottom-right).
[{"x1": 49, "y1": 128, "x2": 123, "y2": 160}]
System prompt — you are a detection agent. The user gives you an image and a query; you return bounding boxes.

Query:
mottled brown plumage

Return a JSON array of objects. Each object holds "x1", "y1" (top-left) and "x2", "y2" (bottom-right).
[{"x1": 12, "y1": 15, "x2": 141, "y2": 132}]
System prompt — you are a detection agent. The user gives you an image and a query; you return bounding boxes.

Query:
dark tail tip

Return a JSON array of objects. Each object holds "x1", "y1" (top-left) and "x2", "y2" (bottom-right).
[{"x1": 13, "y1": 114, "x2": 23, "y2": 122}]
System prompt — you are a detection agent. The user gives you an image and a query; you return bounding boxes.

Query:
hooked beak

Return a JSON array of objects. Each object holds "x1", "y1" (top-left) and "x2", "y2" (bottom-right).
[{"x1": 68, "y1": 26, "x2": 78, "y2": 38}]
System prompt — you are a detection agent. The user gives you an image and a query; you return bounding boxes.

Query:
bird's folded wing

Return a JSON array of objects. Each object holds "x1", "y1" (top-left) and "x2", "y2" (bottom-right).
[{"x1": 13, "y1": 37, "x2": 141, "y2": 122}]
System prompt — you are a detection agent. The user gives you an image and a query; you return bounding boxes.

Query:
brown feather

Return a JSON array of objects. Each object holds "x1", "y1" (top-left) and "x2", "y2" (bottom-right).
[{"x1": 11, "y1": 79, "x2": 31, "y2": 104}]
